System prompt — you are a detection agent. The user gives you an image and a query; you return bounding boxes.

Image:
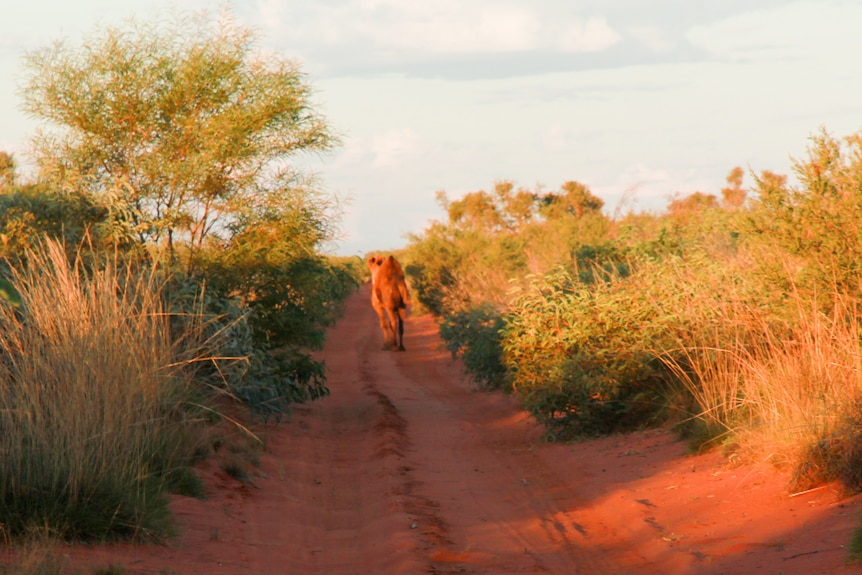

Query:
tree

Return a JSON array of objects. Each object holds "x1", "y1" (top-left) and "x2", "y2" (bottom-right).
[
  {"x1": 437, "y1": 181, "x2": 541, "y2": 234},
  {"x1": 721, "y1": 166, "x2": 746, "y2": 209},
  {"x1": 539, "y1": 180, "x2": 604, "y2": 219},
  {"x1": 21, "y1": 9, "x2": 339, "y2": 270},
  {"x1": 667, "y1": 191, "x2": 719, "y2": 216}
]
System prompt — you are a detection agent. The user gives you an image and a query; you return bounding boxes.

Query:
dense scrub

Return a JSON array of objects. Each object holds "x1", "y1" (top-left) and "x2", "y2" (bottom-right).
[{"x1": 404, "y1": 129, "x2": 862, "y2": 496}]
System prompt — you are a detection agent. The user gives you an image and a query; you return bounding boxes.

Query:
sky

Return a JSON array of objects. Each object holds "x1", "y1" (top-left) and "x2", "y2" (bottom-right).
[{"x1": 1, "y1": 1, "x2": 861, "y2": 256}]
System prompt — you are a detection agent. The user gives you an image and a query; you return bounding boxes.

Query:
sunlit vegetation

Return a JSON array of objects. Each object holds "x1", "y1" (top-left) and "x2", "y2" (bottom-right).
[
  {"x1": 0, "y1": 8, "x2": 356, "y2": 543},
  {"x1": 404, "y1": 129, "x2": 862, "y2": 502}
]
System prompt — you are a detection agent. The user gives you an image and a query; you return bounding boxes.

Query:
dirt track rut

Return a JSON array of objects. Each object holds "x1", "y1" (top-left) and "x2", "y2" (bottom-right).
[{"x1": 251, "y1": 284, "x2": 624, "y2": 574}]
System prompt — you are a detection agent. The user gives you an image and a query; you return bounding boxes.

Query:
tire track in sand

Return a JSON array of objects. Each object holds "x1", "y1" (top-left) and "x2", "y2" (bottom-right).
[
  {"x1": 239, "y1": 286, "x2": 447, "y2": 574},
  {"x1": 242, "y1": 284, "x2": 627, "y2": 574}
]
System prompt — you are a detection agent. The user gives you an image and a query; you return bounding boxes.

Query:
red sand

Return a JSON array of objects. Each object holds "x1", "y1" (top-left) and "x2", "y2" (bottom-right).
[{"x1": 7, "y1": 284, "x2": 862, "y2": 574}]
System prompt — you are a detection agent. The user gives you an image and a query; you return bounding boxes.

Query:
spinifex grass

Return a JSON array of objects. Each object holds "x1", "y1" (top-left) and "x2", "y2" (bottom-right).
[
  {"x1": 0, "y1": 240, "x2": 206, "y2": 541},
  {"x1": 664, "y1": 291, "x2": 862, "y2": 491}
]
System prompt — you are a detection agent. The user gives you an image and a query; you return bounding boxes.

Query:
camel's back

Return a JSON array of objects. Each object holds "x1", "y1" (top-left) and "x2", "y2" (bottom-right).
[{"x1": 375, "y1": 256, "x2": 408, "y2": 308}]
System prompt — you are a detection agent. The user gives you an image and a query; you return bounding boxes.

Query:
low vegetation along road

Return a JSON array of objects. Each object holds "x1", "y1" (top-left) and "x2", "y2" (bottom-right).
[{"x1": 61, "y1": 284, "x2": 861, "y2": 574}]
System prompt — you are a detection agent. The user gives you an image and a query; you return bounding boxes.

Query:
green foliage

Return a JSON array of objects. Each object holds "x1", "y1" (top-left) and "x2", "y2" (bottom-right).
[
  {"x1": 0, "y1": 276, "x2": 21, "y2": 307},
  {"x1": 403, "y1": 225, "x2": 461, "y2": 316},
  {"x1": 200, "y1": 185, "x2": 353, "y2": 351},
  {"x1": 0, "y1": 4, "x2": 355, "y2": 548},
  {"x1": 538, "y1": 180, "x2": 604, "y2": 220},
  {"x1": 163, "y1": 272, "x2": 333, "y2": 419},
  {"x1": 406, "y1": 172, "x2": 759, "y2": 441},
  {"x1": 168, "y1": 194, "x2": 359, "y2": 417},
  {"x1": 21, "y1": 8, "x2": 339, "y2": 266},
  {"x1": 502, "y1": 267, "x2": 668, "y2": 438},
  {"x1": 570, "y1": 243, "x2": 630, "y2": 284},
  {"x1": 438, "y1": 306, "x2": 508, "y2": 390},
  {"x1": 0, "y1": 184, "x2": 130, "y2": 261},
  {"x1": 11, "y1": 6, "x2": 351, "y2": 422}
]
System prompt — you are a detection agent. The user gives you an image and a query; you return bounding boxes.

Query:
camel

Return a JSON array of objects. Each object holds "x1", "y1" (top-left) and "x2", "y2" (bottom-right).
[{"x1": 367, "y1": 255, "x2": 409, "y2": 351}]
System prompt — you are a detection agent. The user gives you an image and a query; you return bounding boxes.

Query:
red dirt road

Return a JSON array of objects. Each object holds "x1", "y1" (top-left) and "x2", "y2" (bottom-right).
[{"x1": 20, "y1": 284, "x2": 862, "y2": 574}]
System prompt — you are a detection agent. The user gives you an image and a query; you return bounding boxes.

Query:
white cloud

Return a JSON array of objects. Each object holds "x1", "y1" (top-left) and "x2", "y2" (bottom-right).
[
  {"x1": 371, "y1": 4, "x2": 541, "y2": 54},
  {"x1": 371, "y1": 128, "x2": 421, "y2": 169},
  {"x1": 255, "y1": 0, "x2": 284, "y2": 33},
  {"x1": 617, "y1": 162, "x2": 672, "y2": 194},
  {"x1": 256, "y1": 1, "x2": 627, "y2": 60},
  {"x1": 626, "y1": 25, "x2": 675, "y2": 53},
  {"x1": 557, "y1": 17, "x2": 620, "y2": 53}
]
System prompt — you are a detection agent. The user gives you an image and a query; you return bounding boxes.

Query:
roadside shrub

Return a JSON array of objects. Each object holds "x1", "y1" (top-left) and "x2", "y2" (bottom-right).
[
  {"x1": 0, "y1": 184, "x2": 131, "y2": 262},
  {"x1": 663, "y1": 286, "x2": 862, "y2": 490},
  {"x1": 502, "y1": 254, "x2": 745, "y2": 440},
  {"x1": 0, "y1": 240, "x2": 207, "y2": 541},
  {"x1": 439, "y1": 305, "x2": 508, "y2": 390},
  {"x1": 503, "y1": 268, "x2": 664, "y2": 439},
  {"x1": 404, "y1": 180, "x2": 612, "y2": 319},
  {"x1": 164, "y1": 269, "x2": 333, "y2": 419}
]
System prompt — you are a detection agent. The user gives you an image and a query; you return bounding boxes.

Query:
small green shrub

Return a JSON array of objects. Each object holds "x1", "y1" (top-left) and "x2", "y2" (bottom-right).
[
  {"x1": 502, "y1": 254, "x2": 743, "y2": 439},
  {"x1": 502, "y1": 267, "x2": 668, "y2": 438},
  {"x1": 439, "y1": 306, "x2": 508, "y2": 390},
  {"x1": 164, "y1": 271, "x2": 331, "y2": 419}
]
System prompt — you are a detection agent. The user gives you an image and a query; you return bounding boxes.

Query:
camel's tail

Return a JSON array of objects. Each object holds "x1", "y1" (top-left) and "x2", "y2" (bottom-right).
[{"x1": 398, "y1": 282, "x2": 410, "y2": 309}]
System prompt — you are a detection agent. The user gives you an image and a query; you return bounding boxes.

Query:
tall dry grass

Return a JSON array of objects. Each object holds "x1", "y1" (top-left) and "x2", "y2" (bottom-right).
[
  {"x1": 664, "y1": 290, "x2": 862, "y2": 491},
  {"x1": 0, "y1": 240, "x2": 206, "y2": 541}
]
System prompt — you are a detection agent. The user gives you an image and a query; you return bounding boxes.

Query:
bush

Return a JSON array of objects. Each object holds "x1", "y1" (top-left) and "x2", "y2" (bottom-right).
[
  {"x1": 0, "y1": 184, "x2": 130, "y2": 262},
  {"x1": 439, "y1": 306, "x2": 508, "y2": 390},
  {"x1": 163, "y1": 268, "x2": 335, "y2": 419},
  {"x1": 404, "y1": 180, "x2": 612, "y2": 319},
  {"x1": 502, "y1": 253, "x2": 749, "y2": 440},
  {"x1": 744, "y1": 130, "x2": 862, "y2": 306},
  {"x1": 502, "y1": 267, "x2": 665, "y2": 439}
]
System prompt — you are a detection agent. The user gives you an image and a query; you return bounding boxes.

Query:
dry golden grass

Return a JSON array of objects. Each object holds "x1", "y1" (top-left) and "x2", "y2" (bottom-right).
[
  {"x1": 0, "y1": 239, "x2": 208, "y2": 541},
  {"x1": 664, "y1": 290, "x2": 862, "y2": 490}
]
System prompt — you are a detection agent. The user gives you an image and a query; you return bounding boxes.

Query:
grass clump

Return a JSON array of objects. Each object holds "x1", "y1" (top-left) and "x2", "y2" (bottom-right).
[
  {"x1": 661, "y1": 281, "x2": 862, "y2": 491},
  {"x1": 0, "y1": 240, "x2": 208, "y2": 541}
]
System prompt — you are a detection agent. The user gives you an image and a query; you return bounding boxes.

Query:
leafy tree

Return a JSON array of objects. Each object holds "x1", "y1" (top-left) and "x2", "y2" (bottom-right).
[
  {"x1": 721, "y1": 166, "x2": 747, "y2": 209},
  {"x1": 21, "y1": 10, "x2": 339, "y2": 270},
  {"x1": 14, "y1": 9, "x2": 351, "y2": 418},
  {"x1": 539, "y1": 180, "x2": 604, "y2": 220}
]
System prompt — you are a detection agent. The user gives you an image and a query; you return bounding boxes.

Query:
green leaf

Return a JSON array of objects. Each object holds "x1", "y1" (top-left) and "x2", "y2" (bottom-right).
[{"x1": 0, "y1": 277, "x2": 21, "y2": 307}]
